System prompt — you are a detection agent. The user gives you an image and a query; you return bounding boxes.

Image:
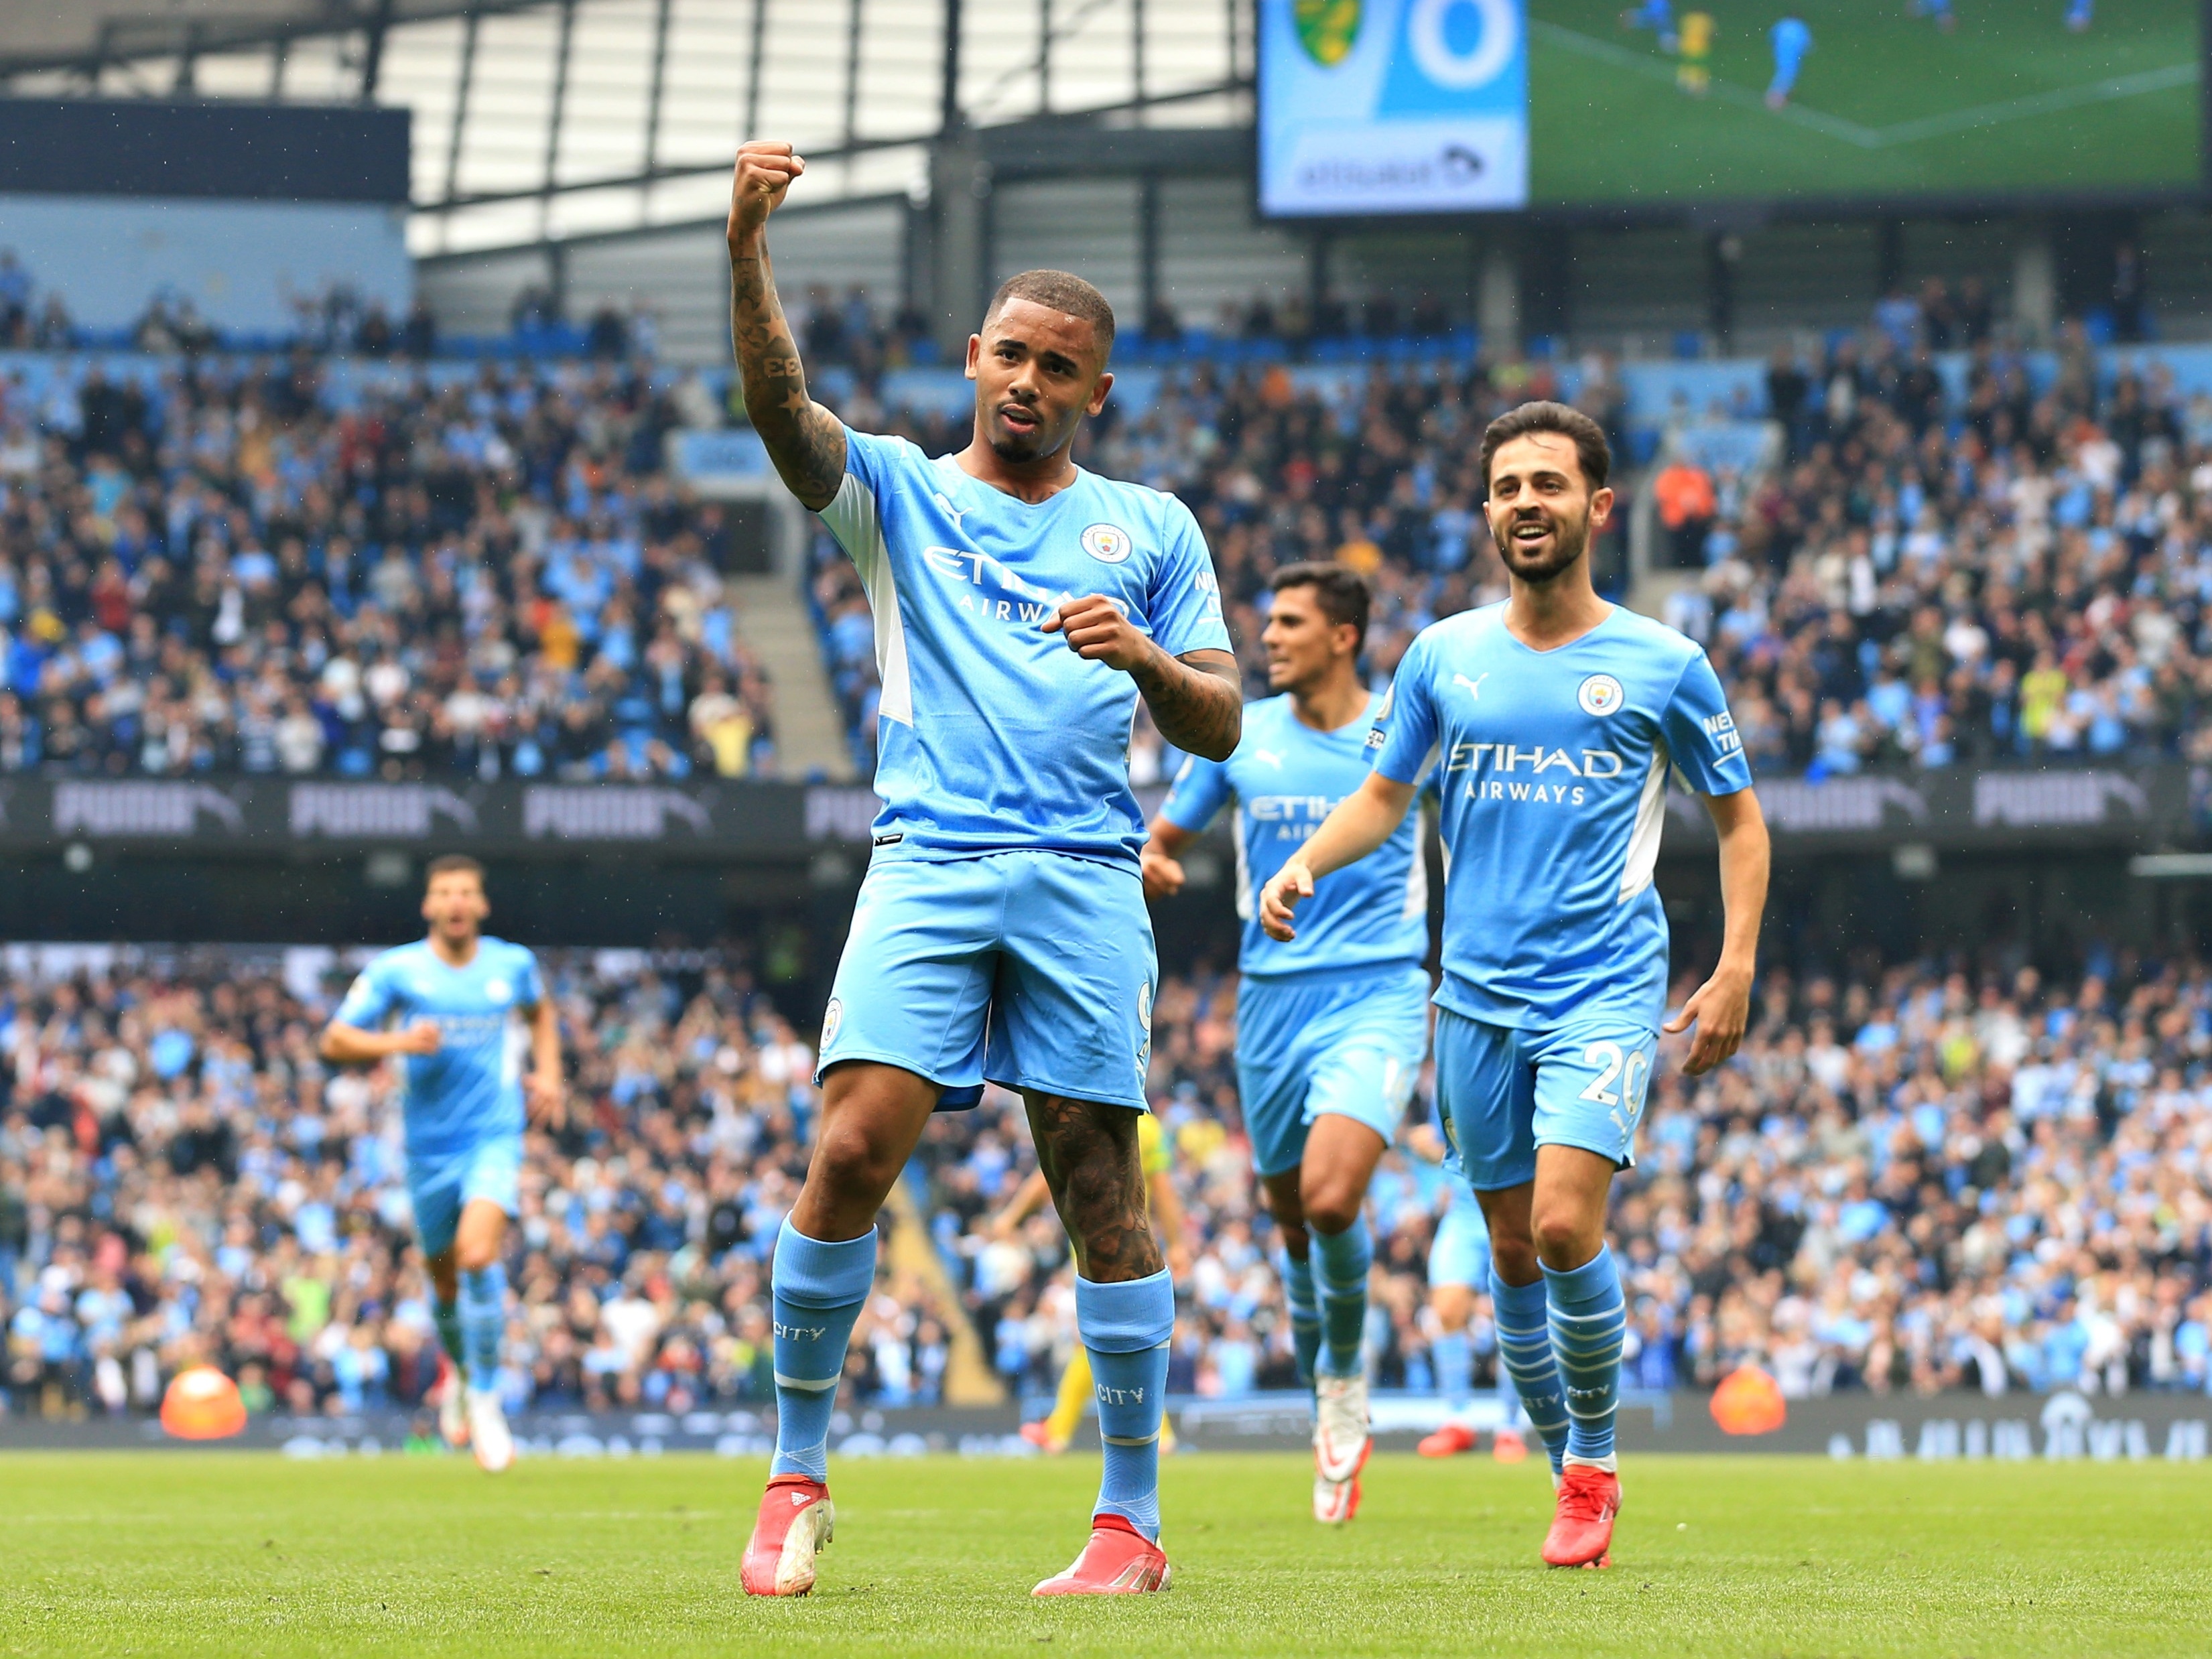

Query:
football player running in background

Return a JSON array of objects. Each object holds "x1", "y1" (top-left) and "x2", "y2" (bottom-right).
[
  {"x1": 1145, "y1": 562, "x2": 1431, "y2": 1523},
  {"x1": 321, "y1": 855, "x2": 563, "y2": 1473}
]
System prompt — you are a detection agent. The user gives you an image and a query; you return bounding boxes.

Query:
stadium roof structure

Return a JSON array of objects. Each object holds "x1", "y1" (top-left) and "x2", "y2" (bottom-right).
[{"x1": 0, "y1": 0, "x2": 1254, "y2": 261}]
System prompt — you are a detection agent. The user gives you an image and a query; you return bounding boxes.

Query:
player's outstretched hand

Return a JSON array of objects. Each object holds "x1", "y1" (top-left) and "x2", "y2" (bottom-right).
[
  {"x1": 1258, "y1": 860, "x2": 1314, "y2": 941},
  {"x1": 1664, "y1": 962, "x2": 1752, "y2": 1075},
  {"x1": 1043, "y1": 594, "x2": 1149, "y2": 673},
  {"x1": 526, "y1": 1070, "x2": 566, "y2": 1129},
  {"x1": 728, "y1": 141, "x2": 805, "y2": 242},
  {"x1": 395, "y1": 1020, "x2": 442, "y2": 1057},
  {"x1": 1141, "y1": 844, "x2": 1185, "y2": 901}
]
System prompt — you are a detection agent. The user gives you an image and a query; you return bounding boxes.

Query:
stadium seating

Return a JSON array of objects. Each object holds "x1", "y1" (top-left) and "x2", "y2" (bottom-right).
[
  {"x1": 811, "y1": 294, "x2": 2212, "y2": 784},
  {"x1": 5, "y1": 945, "x2": 2208, "y2": 1422},
  {"x1": 0, "y1": 350, "x2": 776, "y2": 781},
  {"x1": 8, "y1": 287, "x2": 2209, "y2": 1429},
  {"x1": 0, "y1": 948, "x2": 957, "y2": 1419}
]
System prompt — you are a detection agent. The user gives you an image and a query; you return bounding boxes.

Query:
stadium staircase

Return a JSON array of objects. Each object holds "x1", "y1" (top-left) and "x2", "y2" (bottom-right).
[
  {"x1": 885, "y1": 1171, "x2": 1006, "y2": 1406},
  {"x1": 730, "y1": 576, "x2": 856, "y2": 781}
]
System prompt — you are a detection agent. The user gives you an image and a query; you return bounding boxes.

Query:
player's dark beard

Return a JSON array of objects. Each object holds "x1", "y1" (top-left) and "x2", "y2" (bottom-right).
[
  {"x1": 1494, "y1": 508, "x2": 1589, "y2": 584},
  {"x1": 987, "y1": 403, "x2": 1065, "y2": 464}
]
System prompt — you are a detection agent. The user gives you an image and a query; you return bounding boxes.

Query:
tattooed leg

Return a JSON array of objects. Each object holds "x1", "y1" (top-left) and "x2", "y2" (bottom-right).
[
  {"x1": 1024, "y1": 1091, "x2": 1164, "y2": 1283},
  {"x1": 1029, "y1": 1089, "x2": 1174, "y2": 1541}
]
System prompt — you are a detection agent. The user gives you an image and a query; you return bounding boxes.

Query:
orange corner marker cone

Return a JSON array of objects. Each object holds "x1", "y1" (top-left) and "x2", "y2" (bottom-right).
[
  {"x1": 1708, "y1": 1364, "x2": 1787, "y2": 1437},
  {"x1": 160, "y1": 1366, "x2": 247, "y2": 1441}
]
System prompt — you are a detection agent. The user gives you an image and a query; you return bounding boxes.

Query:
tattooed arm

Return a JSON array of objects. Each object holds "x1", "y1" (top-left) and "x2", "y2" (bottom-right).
[
  {"x1": 1042, "y1": 595, "x2": 1243, "y2": 760},
  {"x1": 1129, "y1": 647, "x2": 1243, "y2": 762},
  {"x1": 726, "y1": 140, "x2": 846, "y2": 511}
]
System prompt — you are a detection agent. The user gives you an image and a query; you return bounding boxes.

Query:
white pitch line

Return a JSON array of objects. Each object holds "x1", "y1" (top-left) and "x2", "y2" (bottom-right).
[
  {"x1": 1532, "y1": 19, "x2": 2197, "y2": 152},
  {"x1": 1868, "y1": 59, "x2": 2198, "y2": 146},
  {"x1": 1532, "y1": 19, "x2": 1882, "y2": 146}
]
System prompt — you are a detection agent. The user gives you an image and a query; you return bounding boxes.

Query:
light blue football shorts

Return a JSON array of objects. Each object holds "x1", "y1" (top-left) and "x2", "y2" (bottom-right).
[
  {"x1": 408, "y1": 1132, "x2": 523, "y2": 1258},
  {"x1": 1234, "y1": 962, "x2": 1430, "y2": 1178},
  {"x1": 816, "y1": 850, "x2": 1157, "y2": 1112},
  {"x1": 1433, "y1": 1008, "x2": 1658, "y2": 1193},
  {"x1": 1427, "y1": 1195, "x2": 1492, "y2": 1290}
]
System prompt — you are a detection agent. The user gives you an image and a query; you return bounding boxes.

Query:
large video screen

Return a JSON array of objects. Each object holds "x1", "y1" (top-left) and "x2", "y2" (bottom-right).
[{"x1": 1258, "y1": 0, "x2": 2203, "y2": 215}]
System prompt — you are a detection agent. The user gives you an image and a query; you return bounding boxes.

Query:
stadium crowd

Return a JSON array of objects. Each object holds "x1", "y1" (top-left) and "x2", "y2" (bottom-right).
[
  {"x1": 933, "y1": 952, "x2": 2212, "y2": 1407},
  {"x1": 814, "y1": 298, "x2": 2212, "y2": 783},
  {"x1": 7, "y1": 271, "x2": 2212, "y2": 1424},
  {"x1": 0, "y1": 349, "x2": 777, "y2": 781},
  {"x1": 1675, "y1": 322, "x2": 2212, "y2": 776},
  {"x1": 7, "y1": 937, "x2": 2211, "y2": 1424},
  {"x1": 0, "y1": 948, "x2": 958, "y2": 1422}
]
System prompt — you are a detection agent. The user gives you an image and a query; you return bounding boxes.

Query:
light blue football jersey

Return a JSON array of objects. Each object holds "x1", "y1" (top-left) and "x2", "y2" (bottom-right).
[
  {"x1": 1366, "y1": 602, "x2": 1751, "y2": 1031},
  {"x1": 1159, "y1": 692, "x2": 1427, "y2": 978},
  {"x1": 334, "y1": 937, "x2": 544, "y2": 1154},
  {"x1": 820, "y1": 426, "x2": 1233, "y2": 865}
]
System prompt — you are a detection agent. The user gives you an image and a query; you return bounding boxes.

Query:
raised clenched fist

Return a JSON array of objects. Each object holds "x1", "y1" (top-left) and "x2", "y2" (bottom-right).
[{"x1": 727, "y1": 141, "x2": 807, "y2": 243}]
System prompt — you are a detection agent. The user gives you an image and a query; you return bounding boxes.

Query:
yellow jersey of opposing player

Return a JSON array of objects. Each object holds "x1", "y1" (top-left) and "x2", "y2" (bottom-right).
[
  {"x1": 1677, "y1": 11, "x2": 1714, "y2": 94},
  {"x1": 1138, "y1": 1112, "x2": 1170, "y2": 1181}
]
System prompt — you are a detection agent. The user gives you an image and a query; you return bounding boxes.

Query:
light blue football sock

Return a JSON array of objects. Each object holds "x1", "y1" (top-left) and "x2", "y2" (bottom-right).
[
  {"x1": 1492, "y1": 1269, "x2": 1569, "y2": 1475},
  {"x1": 1433, "y1": 1329, "x2": 1474, "y2": 1410},
  {"x1": 458, "y1": 1265, "x2": 506, "y2": 1389},
  {"x1": 1312, "y1": 1215, "x2": 1372, "y2": 1379},
  {"x1": 1077, "y1": 1269, "x2": 1174, "y2": 1541},
  {"x1": 769, "y1": 1219, "x2": 878, "y2": 1482},
  {"x1": 432, "y1": 1297, "x2": 466, "y2": 1372},
  {"x1": 1545, "y1": 1244, "x2": 1626, "y2": 1466},
  {"x1": 1281, "y1": 1248, "x2": 1321, "y2": 1386}
]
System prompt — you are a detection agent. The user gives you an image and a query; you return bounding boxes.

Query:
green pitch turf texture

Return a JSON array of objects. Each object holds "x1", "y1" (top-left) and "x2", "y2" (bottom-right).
[
  {"x1": 3, "y1": 1452, "x2": 2207, "y2": 1657},
  {"x1": 1527, "y1": 0, "x2": 2200, "y2": 204}
]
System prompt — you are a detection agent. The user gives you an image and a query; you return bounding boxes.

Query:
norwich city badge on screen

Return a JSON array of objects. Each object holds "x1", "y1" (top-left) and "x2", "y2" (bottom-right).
[{"x1": 1260, "y1": 0, "x2": 1531, "y2": 216}]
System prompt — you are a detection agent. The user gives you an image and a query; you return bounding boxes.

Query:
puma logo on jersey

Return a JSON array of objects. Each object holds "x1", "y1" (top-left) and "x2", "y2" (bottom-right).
[
  {"x1": 1453, "y1": 673, "x2": 1489, "y2": 701},
  {"x1": 933, "y1": 491, "x2": 969, "y2": 530},
  {"x1": 1252, "y1": 748, "x2": 1285, "y2": 769}
]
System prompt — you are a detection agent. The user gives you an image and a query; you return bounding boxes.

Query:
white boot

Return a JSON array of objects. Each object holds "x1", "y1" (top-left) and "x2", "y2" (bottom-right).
[{"x1": 466, "y1": 1386, "x2": 515, "y2": 1473}]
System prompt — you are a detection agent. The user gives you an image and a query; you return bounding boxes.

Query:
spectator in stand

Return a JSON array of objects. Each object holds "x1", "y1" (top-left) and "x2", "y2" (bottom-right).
[
  {"x1": 2112, "y1": 244, "x2": 2148, "y2": 344},
  {"x1": 1654, "y1": 454, "x2": 1718, "y2": 568},
  {"x1": 510, "y1": 283, "x2": 561, "y2": 334},
  {"x1": 400, "y1": 300, "x2": 438, "y2": 362},
  {"x1": 0, "y1": 250, "x2": 31, "y2": 348},
  {"x1": 354, "y1": 304, "x2": 395, "y2": 358},
  {"x1": 586, "y1": 303, "x2": 630, "y2": 361}
]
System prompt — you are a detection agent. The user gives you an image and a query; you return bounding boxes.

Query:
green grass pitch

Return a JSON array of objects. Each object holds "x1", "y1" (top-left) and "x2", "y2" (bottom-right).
[
  {"x1": 3, "y1": 1451, "x2": 2207, "y2": 1657},
  {"x1": 1527, "y1": 0, "x2": 2201, "y2": 204}
]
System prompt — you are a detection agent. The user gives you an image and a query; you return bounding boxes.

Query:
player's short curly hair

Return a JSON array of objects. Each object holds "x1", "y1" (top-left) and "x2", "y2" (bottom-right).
[
  {"x1": 1479, "y1": 400, "x2": 1612, "y2": 494},
  {"x1": 426, "y1": 852, "x2": 485, "y2": 890},
  {"x1": 1269, "y1": 561, "x2": 1372, "y2": 650},
  {"x1": 984, "y1": 269, "x2": 1116, "y2": 359}
]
